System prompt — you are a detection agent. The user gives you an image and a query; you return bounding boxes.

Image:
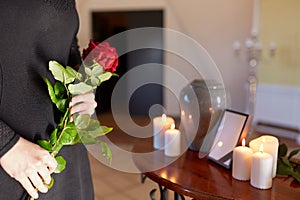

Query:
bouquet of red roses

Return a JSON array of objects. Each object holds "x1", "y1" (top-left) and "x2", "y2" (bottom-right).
[{"x1": 37, "y1": 40, "x2": 119, "y2": 192}]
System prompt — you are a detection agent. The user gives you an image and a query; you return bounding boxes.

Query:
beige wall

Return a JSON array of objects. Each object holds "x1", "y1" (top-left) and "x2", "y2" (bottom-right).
[
  {"x1": 260, "y1": 0, "x2": 300, "y2": 86},
  {"x1": 76, "y1": 0, "x2": 253, "y2": 115}
]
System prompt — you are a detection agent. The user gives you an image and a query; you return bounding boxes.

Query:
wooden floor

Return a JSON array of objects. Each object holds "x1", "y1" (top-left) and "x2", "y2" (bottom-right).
[
  {"x1": 89, "y1": 154, "x2": 159, "y2": 200},
  {"x1": 88, "y1": 112, "x2": 193, "y2": 200},
  {"x1": 88, "y1": 113, "x2": 152, "y2": 200}
]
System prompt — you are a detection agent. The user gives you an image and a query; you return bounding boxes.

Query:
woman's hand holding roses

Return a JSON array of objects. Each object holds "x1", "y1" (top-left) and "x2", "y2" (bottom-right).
[
  {"x1": 70, "y1": 92, "x2": 97, "y2": 116},
  {"x1": 0, "y1": 137, "x2": 57, "y2": 199}
]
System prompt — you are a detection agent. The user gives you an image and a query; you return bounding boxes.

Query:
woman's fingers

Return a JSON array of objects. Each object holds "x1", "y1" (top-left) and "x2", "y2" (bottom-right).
[
  {"x1": 42, "y1": 154, "x2": 57, "y2": 174},
  {"x1": 70, "y1": 102, "x2": 96, "y2": 115},
  {"x1": 36, "y1": 163, "x2": 52, "y2": 185},
  {"x1": 0, "y1": 137, "x2": 57, "y2": 199},
  {"x1": 70, "y1": 92, "x2": 95, "y2": 105},
  {"x1": 17, "y1": 175, "x2": 39, "y2": 199},
  {"x1": 26, "y1": 168, "x2": 48, "y2": 194},
  {"x1": 70, "y1": 93, "x2": 97, "y2": 115},
  {"x1": 14, "y1": 160, "x2": 52, "y2": 199}
]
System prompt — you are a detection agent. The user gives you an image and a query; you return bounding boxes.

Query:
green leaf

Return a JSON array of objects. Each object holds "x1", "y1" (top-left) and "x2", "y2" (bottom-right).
[
  {"x1": 100, "y1": 126, "x2": 113, "y2": 135},
  {"x1": 60, "y1": 127, "x2": 78, "y2": 145},
  {"x1": 37, "y1": 140, "x2": 52, "y2": 151},
  {"x1": 43, "y1": 77, "x2": 58, "y2": 104},
  {"x1": 98, "y1": 72, "x2": 112, "y2": 84},
  {"x1": 49, "y1": 61, "x2": 65, "y2": 83},
  {"x1": 91, "y1": 64, "x2": 104, "y2": 76},
  {"x1": 56, "y1": 98, "x2": 68, "y2": 113},
  {"x1": 54, "y1": 156, "x2": 66, "y2": 173},
  {"x1": 84, "y1": 67, "x2": 92, "y2": 77},
  {"x1": 292, "y1": 172, "x2": 300, "y2": 183},
  {"x1": 49, "y1": 61, "x2": 75, "y2": 84},
  {"x1": 66, "y1": 125, "x2": 78, "y2": 137},
  {"x1": 72, "y1": 134, "x2": 81, "y2": 144},
  {"x1": 288, "y1": 149, "x2": 300, "y2": 160},
  {"x1": 111, "y1": 73, "x2": 119, "y2": 77},
  {"x1": 282, "y1": 157, "x2": 291, "y2": 167},
  {"x1": 66, "y1": 66, "x2": 81, "y2": 80},
  {"x1": 87, "y1": 119, "x2": 101, "y2": 130},
  {"x1": 101, "y1": 142, "x2": 112, "y2": 161},
  {"x1": 87, "y1": 125, "x2": 113, "y2": 138},
  {"x1": 90, "y1": 76, "x2": 100, "y2": 86},
  {"x1": 74, "y1": 114, "x2": 90, "y2": 129},
  {"x1": 295, "y1": 165, "x2": 300, "y2": 174},
  {"x1": 278, "y1": 144, "x2": 288, "y2": 157},
  {"x1": 277, "y1": 158, "x2": 293, "y2": 176},
  {"x1": 50, "y1": 129, "x2": 58, "y2": 146},
  {"x1": 68, "y1": 82, "x2": 94, "y2": 95},
  {"x1": 54, "y1": 82, "x2": 66, "y2": 98},
  {"x1": 79, "y1": 134, "x2": 99, "y2": 144},
  {"x1": 90, "y1": 60, "x2": 102, "y2": 69},
  {"x1": 59, "y1": 133, "x2": 72, "y2": 145}
]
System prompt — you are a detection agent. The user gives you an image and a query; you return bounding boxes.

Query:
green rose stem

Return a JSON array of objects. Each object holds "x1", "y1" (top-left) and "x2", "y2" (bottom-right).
[
  {"x1": 50, "y1": 108, "x2": 70, "y2": 157},
  {"x1": 29, "y1": 60, "x2": 115, "y2": 199}
]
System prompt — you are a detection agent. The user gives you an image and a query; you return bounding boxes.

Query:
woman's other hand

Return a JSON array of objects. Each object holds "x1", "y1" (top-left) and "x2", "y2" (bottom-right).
[
  {"x1": 70, "y1": 92, "x2": 97, "y2": 116},
  {"x1": 0, "y1": 137, "x2": 57, "y2": 199}
]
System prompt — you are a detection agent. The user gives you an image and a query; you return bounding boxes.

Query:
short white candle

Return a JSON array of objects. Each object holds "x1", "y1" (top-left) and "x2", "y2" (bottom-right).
[
  {"x1": 164, "y1": 124, "x2": 181, "y2": 157},
  {"x1": 250, "y1": 144, "x2": 273, "y2": 190},
  {"x1": 249, "y1": 135, "x2": 279, "y2": 178},
  {"x1": 232, "y1": 138, "x2": 253, "y2": 181},
  {"x1": 153, "y1": 114, "x2": 175, "y2": 149}
]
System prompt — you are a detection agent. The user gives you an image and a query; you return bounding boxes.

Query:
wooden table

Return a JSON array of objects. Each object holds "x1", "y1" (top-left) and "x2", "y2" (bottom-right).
[{"x1": 133, "y1": 138, "x2": 300, "y2": 200}]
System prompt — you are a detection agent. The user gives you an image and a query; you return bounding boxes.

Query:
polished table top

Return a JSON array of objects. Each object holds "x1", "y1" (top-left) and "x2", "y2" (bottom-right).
[{"x1": 132, "y1": 138, "x2": 300, "y2": 200}]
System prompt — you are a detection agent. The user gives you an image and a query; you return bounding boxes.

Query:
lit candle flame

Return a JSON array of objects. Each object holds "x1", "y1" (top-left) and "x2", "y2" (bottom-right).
[
  {"x1": 262, "y1": 137, "x2": 266, "y2": 143},
  {"x1": 162, "y1": 114, "x2": 166, "y2": 123},
  {"x1": 188, "y1": 114, "x2": 192, "y2": 120},
  {"x1": 170, "y1": 177, "x2": 177, "y2": 183},
  {"x1": 181, "y1": 110, "x2": 185, "y2": 116},
  {"x1": 242, "y1": 138, "x2": 246, "y2": 147},
  {"x1": 171, "y1": 123, "x2": 175, "y2": 129},
  {"x1": 160, "y1": 172, "x2": 167, "y2": 179},
  {"x1": 259, "y1": 144, "x2": 264, "y2": 153},
  {"x1": 217, "y1": 141, "x2": 223, "y2": 147}
]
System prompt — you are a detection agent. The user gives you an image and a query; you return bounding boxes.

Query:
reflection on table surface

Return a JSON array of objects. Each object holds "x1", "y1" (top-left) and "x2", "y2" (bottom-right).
[{"x1": 133, "y1": 137, "x2": 300, "y2": 200}]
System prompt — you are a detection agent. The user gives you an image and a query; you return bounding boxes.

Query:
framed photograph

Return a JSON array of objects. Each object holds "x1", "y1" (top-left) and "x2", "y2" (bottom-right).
[{"x1": 207, "y1": 109, "x2": 251, "y2": 169}]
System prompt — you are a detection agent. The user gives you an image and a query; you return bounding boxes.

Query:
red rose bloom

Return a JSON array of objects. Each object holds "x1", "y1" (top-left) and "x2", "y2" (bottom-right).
[{"x1": 82, "y1": 39, "x2": 119, "y2": 72}]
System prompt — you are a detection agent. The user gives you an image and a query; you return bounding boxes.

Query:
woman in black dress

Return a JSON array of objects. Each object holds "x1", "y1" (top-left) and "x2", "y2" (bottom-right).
[{"x1": 0, "y1": 1, "x2": 95, "y2": 199}]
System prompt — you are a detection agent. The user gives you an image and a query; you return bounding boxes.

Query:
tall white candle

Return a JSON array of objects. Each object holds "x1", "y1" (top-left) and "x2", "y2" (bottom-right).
[
  {"x1": 232, "y1": 139, "x2": 253, "y2": 181},
  {"x1": 153, "y1": 114, "x2": 175, "y2": 149},
  {"x1": 249, "y1": 135, "x2": 279, "y2": 178},
  {"x1": 165, "y1": 124, "x2": 181, "y2": 157},
  {"x1": 252, "y1": 0, "x2": 261, "y2": 35},
  {"x1": 250, "y1": 144, "x2": 273, "y2": 190}
]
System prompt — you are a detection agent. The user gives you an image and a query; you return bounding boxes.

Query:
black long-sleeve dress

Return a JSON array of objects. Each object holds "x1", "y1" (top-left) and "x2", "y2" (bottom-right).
[{"x1": 0, "y1": 0, "x2": 94, "y2": 199}]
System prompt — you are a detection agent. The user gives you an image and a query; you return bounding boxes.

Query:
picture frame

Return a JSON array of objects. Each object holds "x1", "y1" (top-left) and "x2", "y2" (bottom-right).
[{"x1": 207, "y1": 109, "x2": 251, "y2": 169}]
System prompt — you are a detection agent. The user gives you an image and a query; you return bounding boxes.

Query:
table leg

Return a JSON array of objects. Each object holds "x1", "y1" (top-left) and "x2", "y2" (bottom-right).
[
  {"x1": 158, "y1": 184, "x2": 168, "y2": 200},
  {"x1": 141, "y1": 174, "x2": 185, "y2": 200},
  {"x1": 174, "y1": 192, "x2": 185, "y2": 200}
]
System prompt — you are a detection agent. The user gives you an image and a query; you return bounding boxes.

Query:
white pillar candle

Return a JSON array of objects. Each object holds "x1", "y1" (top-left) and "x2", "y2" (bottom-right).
[
  {"x1": 249, "y1": 135, "x2": 279, "y2": 178},
  {"x1": 251, "y1": 0, "x2": 261, "y2": 35},
  {"x1": 250, "y1": 144, "x2": 273, "y2": 190},
  {"x1": 164, "y1": 124, "x2": 181, "y2": 157},
  {"x1": 232, "y1": 139, "x2": 253, "y2": 181},
  {"x1": 153, "y1": 114, "x2": 175, "y2": 149}
]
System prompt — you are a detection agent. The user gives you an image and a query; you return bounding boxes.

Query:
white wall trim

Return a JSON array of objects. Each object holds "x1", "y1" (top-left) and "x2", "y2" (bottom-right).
[{"x1": 254, "y1": 83, "x2": 300, "y2": 130}]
